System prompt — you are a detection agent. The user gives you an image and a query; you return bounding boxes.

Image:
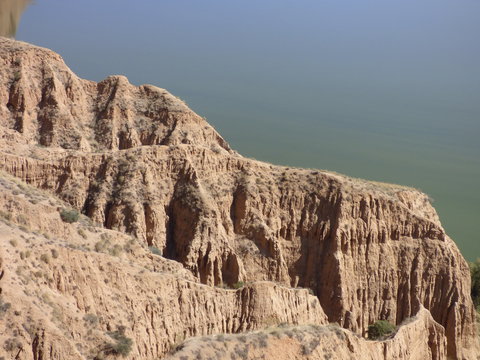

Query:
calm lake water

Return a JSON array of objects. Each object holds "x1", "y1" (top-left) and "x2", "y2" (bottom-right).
[{"x1": 9, "y1": 1, "x2": 480, "y2": 260}]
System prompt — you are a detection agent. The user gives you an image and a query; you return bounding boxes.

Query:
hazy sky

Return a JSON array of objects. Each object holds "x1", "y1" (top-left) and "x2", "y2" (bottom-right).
[
  {"x1": 17, "y1": 1, "x2": 480, "y2": 151},
  {"x1": 14, "y1": 0, "x2": 480, "y2": 259}
]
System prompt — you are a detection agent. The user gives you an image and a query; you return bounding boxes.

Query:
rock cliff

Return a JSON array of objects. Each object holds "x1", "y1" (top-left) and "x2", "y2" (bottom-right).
[
  {"x1": 166, "y1": 307, "x2": 448, "y2": 360},
  {"x1": 0, "y1": 37, "x2": 478, "y2": 359},
  {"x1": 0, "y1": 173, "x2": 326, "y2": 360}
]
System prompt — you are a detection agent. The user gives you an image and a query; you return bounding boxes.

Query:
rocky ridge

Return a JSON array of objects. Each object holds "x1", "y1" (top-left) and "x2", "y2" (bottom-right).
[
  {"x1": 0, "y1": 37, "x2": 478, "y2": 359},
  {"x1": 166, "y1": 307, "x2": 447, "y2": 360}
]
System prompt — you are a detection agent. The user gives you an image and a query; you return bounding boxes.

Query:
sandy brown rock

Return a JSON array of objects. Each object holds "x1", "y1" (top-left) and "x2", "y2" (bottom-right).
[
  {"x1": 167, "y1": 307, "x2": 447, "y2": 360},
  {"x1": 0, "y1": 37, "x2": 478, "y2": 359},
  {"x1": 0, "y1": 174, "x2": 326, "y2": 359},
  {"x1": 0, "y1": 37, "x2": 230, "y2": 153}
]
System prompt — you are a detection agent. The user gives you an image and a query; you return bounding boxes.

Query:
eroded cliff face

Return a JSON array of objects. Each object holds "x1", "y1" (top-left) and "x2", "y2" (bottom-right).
[
  {"x1": 0, "y1": 174, "x2": 326, "y2": 359},
  {"x1": 166, "y1": 308, "x2": 448, "y2": 360},
  {"x1": 0, "y1": 37, "x2": 229, "y2": 153},
  {"x1": 0, "y1": 37, "x2": 478, "y2": 359}
]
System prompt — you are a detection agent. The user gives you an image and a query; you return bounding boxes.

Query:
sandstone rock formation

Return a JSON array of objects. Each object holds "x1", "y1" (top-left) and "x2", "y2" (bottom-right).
[
  {"x1": 0, "y1": 173, "x2": 326, "y2": 360},
  {"x1": 166, "y1": 307, "x2": 448, "y2": 360},
  {"x1": 0, "y1": 37, "x2": 478, "y2": 359}
]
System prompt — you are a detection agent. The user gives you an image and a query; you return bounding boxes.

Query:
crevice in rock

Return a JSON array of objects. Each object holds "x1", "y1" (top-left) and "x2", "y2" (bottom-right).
[
  {"x1": 103, "y1": 201, "x2": 114, "y2": 228},
  {"x1": 143, "y1": 202, "x2": 155, "y2": 247},
  {"x1": 164, "y1": 203, "x2": 176, "y2": 259},
  {"x1": 221, "y1": 252, "x2": 240, "y2": 286},
  {"x1": 159, "y1": 112, "x2": 178, "y2": 146}
]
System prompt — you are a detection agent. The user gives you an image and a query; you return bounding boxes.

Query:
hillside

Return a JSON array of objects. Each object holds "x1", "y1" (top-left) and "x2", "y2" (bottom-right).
[{"x1": 0, "y1": 37, "x2": 478, "y2": 359}]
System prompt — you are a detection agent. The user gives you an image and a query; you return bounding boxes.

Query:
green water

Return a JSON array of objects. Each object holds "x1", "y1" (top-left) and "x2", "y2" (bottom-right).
[
  {"x1": 186, "y1": 87, "x2": 480, "y2": 261},
  {"x1": 11, "y1": 0, "x2": 480, "y2": 260}
]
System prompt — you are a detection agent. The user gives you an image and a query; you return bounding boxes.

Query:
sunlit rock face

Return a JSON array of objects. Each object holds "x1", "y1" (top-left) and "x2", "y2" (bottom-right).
[
  {"x1": 0, "y1": 0, "x2": 31, "y2": 37},
  {"x1": 0, "y1": 36, "x2": 478, "y2": 360}
]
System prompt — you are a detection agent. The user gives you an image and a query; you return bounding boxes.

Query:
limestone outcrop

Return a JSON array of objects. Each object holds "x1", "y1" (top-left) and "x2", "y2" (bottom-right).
[{"x1": 0, "y1": 37, "x2": 478, "y2": 359}]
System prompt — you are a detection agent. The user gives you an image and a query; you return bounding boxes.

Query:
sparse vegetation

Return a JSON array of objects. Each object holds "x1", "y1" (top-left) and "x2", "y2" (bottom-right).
[
  {"x1": 149, "y1": 246, "x2": 161, "y2": 255},
  {"x1": 302, "y1": 337, "x2": 320, "y2": 355},
  {"x1": 78, "y1": 228, "x2": 87, "y2": 239},
  {"x1": 3, "y1": 337, "x2": 21, "y2": 352},
  {"x1": 95, "y1": 233, "x2": 111, "y2": 253},
  {"x1": 12, "y1": 71, "x2": 22, "y2": 82},
  {"x1": 234, "y1": 344, "x2": 249, "y2": 360},
  {"x1": 0, "y1": 210, "x2": 12, "y2": 222},
  {"x1": 368, "y1": 320, "x2": 395, "y2": 340},
  {"x1": 109, "y1": 244, "x2": 123, "y2": 257},
  {"x1": 105, "y1": 328, "x2": 133, "y2": 357},
  {"x1": 232, "y1": 281, "x2": 244, "y2": 289},
  {"x1": 83, "y1": 313, "x2": 99, "y2": 326},
  {"x1": 40, "y1": 253, "x2": 51, "y2": 264},
  {"x1": 60, "y1": 209, "x2": 80, "y2": 223},
  {"x1": 0, "y1": 297, "x2": 12, "y2": 315},
  {"x1": 9, "y1": 239, "x2": 18, "y2": 247}
]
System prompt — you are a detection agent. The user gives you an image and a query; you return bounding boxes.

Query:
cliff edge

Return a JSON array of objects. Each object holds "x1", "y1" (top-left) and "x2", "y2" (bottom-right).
[{"x1": 0, "y1": 37, "x2": 478, "y2": 359}]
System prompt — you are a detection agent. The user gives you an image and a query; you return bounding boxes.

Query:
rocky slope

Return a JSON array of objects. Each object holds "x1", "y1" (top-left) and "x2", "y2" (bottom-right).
[
  {"x1": 0, "y1": 173, "x2": 327, "y2": 360},
  {"x1": 166, "y1": 308, "x2": 447, "y2": 360},
  {"x1": 0, "y1": 37, "x2": 478, "y2": 359}
]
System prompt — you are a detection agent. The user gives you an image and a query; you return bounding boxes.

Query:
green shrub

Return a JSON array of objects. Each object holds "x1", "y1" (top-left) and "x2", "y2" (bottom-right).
[
  {"x1": 105, "y1": 329, "x2": 133, "y2": 356},
  {"x1": 148, "y1": 246, "x2": 161, "y2": 255},
  {"x1": 95, "y1": 239, "x2": 109, "y2": 252},
  {"x1": 60, "y1": 209, "x2": 79, "y2": 223},
  {"x1": 109, "y1": 244, "x2": 123, "y2": 257},
  {"x1": 13, "y1": 71, "x2": 21, "y2": 82},
  {"x1": 232, "y1": 281, "x2": 245, "y2": 289},
  {"x1": 368, "y1": 320, "x2": 395, "y2": 340},
  {"x1": 470, "y1": 259, "x2": 480, "y2": 310}
]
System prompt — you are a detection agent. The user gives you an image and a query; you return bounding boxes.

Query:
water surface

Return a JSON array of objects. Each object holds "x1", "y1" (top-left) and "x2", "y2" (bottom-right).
[{"x1": 10, "y1": 0, "x2": 480, "y2": 260}]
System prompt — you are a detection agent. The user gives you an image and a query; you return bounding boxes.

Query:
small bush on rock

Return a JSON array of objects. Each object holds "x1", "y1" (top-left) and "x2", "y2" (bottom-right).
[
  {"x1": 232, "y1": 281, "x2": 245, "y2": 289},
  {"x1": 60, "y1": 209, "x2": 79, "y2": 223},
  {"x1": 105, "y1": 329, "x2": 133, "y2": 357},
  {"x1": 148, "y1": 246, "x2": 161, "y2": 255},
  {"x1": 368, "y1": 320, "x2": 395, "y2": 340}
]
